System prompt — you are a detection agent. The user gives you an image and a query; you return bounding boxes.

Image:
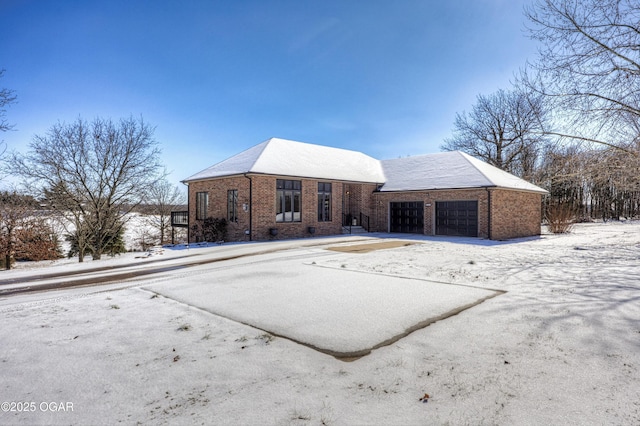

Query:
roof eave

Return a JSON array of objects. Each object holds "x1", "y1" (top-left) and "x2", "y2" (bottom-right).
[
  {"x1": 183, "y1": 171, "x2": 384, "y2": 185},
  {"x1": 377, "y1": 184, "x2": 548, "y2": 194}
]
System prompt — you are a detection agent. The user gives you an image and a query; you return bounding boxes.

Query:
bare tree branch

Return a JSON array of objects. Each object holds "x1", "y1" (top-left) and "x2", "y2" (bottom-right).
[
  {"x1": 0, "y1": 69, "x2": 17, "y2": 134},
  {"x1": 142, "y1": 177, "x2": 186, "y2": 246},
  {"x1": 442, "y1": 88, "x2": 549, "y2": 180},
  {"x1": 522, "y1": 0, "x2": 640, "y2": 150}
]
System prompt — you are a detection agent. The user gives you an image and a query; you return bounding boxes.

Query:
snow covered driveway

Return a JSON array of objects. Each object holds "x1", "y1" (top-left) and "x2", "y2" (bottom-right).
[{"x1": 144, "y1": 252, "x2": 501, "y2": 357}]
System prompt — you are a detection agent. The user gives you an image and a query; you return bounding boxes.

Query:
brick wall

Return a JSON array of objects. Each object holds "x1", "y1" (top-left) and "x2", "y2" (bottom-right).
[
  {"x1": 250, "y1": 176, "x2": 347, "y2": 240},
  {"x1": 187, "y1": 176, "x2": 252, "y2": 242},
  {"x1": 371, "y1": 189, "x2": 490, "y2": 237},
  {"x1": 371, "y1": 188, "x2": 542, "y2": 239},
  {"x1": 188, "y1": 175, "x2": 542, "y2": 242},
  {"x1": 343, "y1": 183, "x2": 378, "y2": 227},
  {"x1": 188, "y1": 175, "x2": 379, "y2": 242},
  {"x1": 489, "y1": 189, "x2": 543, "y2": 240}
]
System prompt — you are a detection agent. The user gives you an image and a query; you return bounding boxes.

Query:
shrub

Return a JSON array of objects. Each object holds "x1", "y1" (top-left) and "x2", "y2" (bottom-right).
[
  {"x1": 66, "y1": 224, "x2": 127, "y2": 258},
  {"x1": 191, "y1": 217, "x2": 227, "y2": 242},
  {"x1": 14, "y1": 226, "x2": 62, "y2": 261},
  {"x1": 545, "y1": 202, "x2": 576, "y2": 233}
]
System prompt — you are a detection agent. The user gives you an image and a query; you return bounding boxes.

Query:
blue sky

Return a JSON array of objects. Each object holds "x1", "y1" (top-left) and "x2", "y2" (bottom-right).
[{"x1": 1, "y1": 0, "x2": 537, "y2": 189}]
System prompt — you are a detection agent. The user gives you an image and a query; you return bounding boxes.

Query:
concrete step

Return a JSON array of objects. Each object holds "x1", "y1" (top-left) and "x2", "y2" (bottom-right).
[{"x1": 342, "y1": 225, "x2": 368, "y2": 234}]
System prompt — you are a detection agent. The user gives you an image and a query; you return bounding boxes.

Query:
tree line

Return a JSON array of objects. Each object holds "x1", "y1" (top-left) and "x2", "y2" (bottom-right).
[{"x1": 442, "y1": 0, "x2": 640, "y2": 222}]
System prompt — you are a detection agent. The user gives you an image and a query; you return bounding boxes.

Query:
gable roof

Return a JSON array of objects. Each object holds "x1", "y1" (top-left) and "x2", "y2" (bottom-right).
[
  {"x1": 182, "y1": 138, "x2": 386, "y2": 183},
  {"x1": 379, "y1": 151, "x2": 547, "y2": 193}
]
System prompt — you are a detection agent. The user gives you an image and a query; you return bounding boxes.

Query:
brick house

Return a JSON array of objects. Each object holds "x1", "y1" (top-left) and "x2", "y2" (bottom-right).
[{"x1": 181, "y1": 138, "x2": 547, "y2": 242}]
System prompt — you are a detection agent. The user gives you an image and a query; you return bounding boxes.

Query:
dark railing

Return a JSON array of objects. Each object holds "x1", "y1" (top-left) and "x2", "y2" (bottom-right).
[
  {"x1": 342, "y1": 213, "x2": 352, "y2": 233},
  {"x1": 342, "y1": 212, "x2": 369, "y2": 234},
  {"x1": 171, "y1": 211, "x2": 189, "y2": 228},
  {"x1": 360, "y1": 212, "x2": 369, "y2": 232}
]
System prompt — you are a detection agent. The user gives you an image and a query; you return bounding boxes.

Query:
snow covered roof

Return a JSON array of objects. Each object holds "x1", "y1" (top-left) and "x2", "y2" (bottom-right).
[
  {"x1": 183, "y1": 138, "x2": 546, "y2": 193},
  {"x1": 183, "y1": 138, "x2": 386, "y2": 183},
  {"x1": 379, "y1": 151, "x2": 547, "y2": 193}
]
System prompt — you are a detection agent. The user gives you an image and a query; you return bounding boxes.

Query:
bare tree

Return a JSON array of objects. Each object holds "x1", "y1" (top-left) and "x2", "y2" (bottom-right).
[
  {"x1": 0, "y1": 69, "x2": 16, "y2": 134},
  {"x1": 442, "y1": 88, "x2": 548, "y2": 179},
  {"x1": 0, "y1": 69, "x2": 17, "y2": 171},
  {"x1": 144, "y1": 178, "x2": 186, "y2": 246},
  {"x1": 43, "y1": 181, "x2": 93, "y2": 262},
  {"x1": 585, "y1": 144, "x2": 640, "y2": 220},
  {"x1": 522, "y1": 0, "x2": 640, "y2": 151},
  {"x1": 0, "y1": 192, "x2": 29, "y2": 269},
  {"x1": 535, "y1": 139, "x2": 640, "y2": 221},
  {"x1": 535, "y1": 144, "x2": 588, "y2": 214},
  {"x1": 10, "y1": 116, "x2": 163, "y2": 261},
  {"x1": 0, "y1": 191, "x2": 59, "y2": 270}
]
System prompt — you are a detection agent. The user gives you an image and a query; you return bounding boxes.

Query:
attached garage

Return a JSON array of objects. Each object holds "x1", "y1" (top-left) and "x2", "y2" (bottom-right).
[
  {"x1": 390, "y1": 201, "x2": 424, "y2": 233},
  {"x1": 377, "y1": 151, "x2": 547, "y2": 240},
  {"x1": 435, "y1": 200, "x2": 478, "y2": 237}
]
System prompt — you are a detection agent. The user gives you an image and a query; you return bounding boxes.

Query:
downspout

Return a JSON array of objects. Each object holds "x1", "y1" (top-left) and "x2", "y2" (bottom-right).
[
  {"x1": 185, "y1": 182, "x2": 191, "y2": 245},
  {"x1": 244, "y1": 174, "x2": 253, "y2": 241},
  {"x1": 486, "y1": 187, "x2": 492, "y2": 240}
]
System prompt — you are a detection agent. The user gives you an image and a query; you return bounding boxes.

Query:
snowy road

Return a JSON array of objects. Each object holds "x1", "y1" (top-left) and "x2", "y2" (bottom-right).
[{"x1": 0, "y1": 236, "x2": 373, "y2": 297}]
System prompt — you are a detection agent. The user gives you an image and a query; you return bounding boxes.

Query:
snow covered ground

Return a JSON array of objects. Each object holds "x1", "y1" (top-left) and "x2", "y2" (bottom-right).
[
  {"x1": 145, "y1": 260, "x2": 499, "y2": 358},
  {"x1": 0, "y1": 221, "x2": 639, "y2": 425}
]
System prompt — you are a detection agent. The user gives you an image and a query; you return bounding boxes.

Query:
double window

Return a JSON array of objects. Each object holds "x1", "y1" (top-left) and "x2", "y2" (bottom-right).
[
  {"x1": 195, "y1": 192, "x2": 208, "y2": 220},
  {"x1": 227, "y1": 189, "x2": 238, "y2": 222},
  {"x1": 276, "y1": 179, "x2": 301, "y2": 222},
  {"x1": 317, "y1": 182, "x2": 332, "y2": 221}
]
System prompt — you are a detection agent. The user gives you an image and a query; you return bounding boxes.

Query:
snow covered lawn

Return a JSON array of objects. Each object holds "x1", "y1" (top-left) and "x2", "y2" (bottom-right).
[{"x1": 0, "y1": 221, "x2": 639, "y2": 425}]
